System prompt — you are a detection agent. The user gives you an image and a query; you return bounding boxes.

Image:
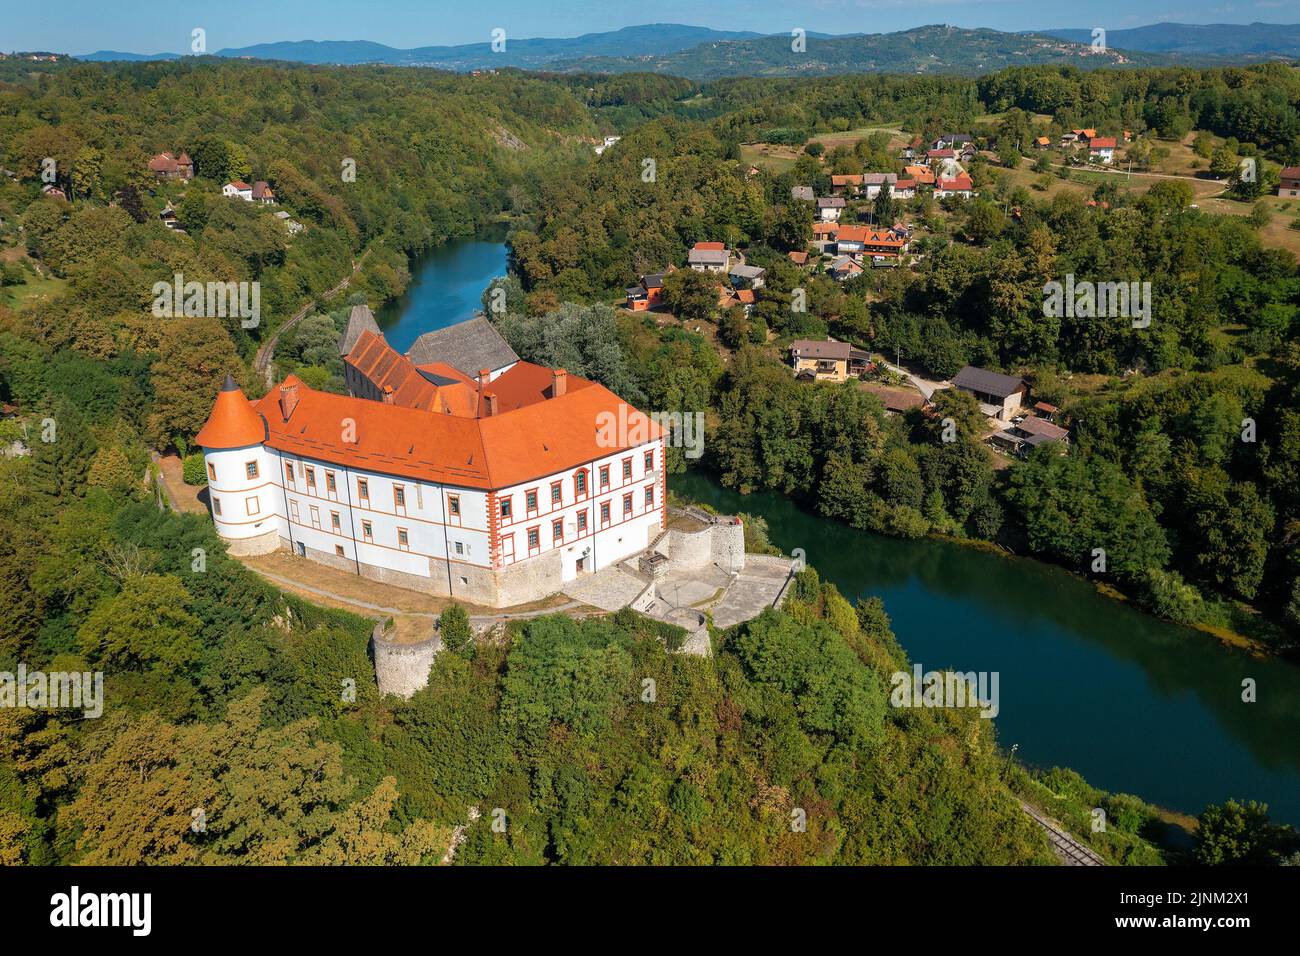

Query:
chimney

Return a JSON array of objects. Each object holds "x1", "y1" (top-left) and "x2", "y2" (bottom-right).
[
  {"x1": 483, "y1": 392, "x2": 498, "y2": 417},
  {"x1": 552, "y1": 368, "x2": 567, "y2": 398},
  {"x1": 381, "y1": 385, "x2": 395, "y2": 405},
  {"x1": 477, "y1": 369, "x2": 490, "y2": 418},
  {"x1": 278, "y1": 382, "x2": 300, "y2": 421}
]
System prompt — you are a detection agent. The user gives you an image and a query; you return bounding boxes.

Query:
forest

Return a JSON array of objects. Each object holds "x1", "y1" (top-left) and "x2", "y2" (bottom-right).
[{"x1": 2, "y1": 55, "x2": 1299, "y2": 865}]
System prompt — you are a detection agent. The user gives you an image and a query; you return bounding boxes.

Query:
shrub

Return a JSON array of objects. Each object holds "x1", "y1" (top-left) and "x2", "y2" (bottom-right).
[
  {"x1": 438, "y1": 603, "x2": 473, "y2": 657},
  {"x1": 181, "y1": 452, "x2": 207, "y2": 486}
]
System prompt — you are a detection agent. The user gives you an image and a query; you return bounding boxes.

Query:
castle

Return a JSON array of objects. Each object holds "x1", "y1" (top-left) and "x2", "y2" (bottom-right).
[{"x1": 195, "y1": 309, "x2": 665, "y2": 607}]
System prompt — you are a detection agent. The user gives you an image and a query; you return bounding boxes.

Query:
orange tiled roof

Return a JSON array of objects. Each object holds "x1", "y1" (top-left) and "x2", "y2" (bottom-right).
[
  {"x1": 905, "y1": 165, "x2": 935, "y2": 184},
  {"x1": 937, "y1": 173, "x2": 973, "y2": 192},
  {"x1": 692, "y1": 241, "x2": 725, "y2": 251},
  {"x1": 195, "y1": 375, "x2": 268, "y2": 450},
  {"x1": 836, "y1": 225, "x2": 906, "y2": 248},
  {"x1": 831, "y1": 174, "x2": 863, "y2": 186},
  {"x1": 243, "y1": 373, "x2": 659, "y2": 490},
  {"x1": 345, "y1": 329, "x2": 459, "y2": 412}
]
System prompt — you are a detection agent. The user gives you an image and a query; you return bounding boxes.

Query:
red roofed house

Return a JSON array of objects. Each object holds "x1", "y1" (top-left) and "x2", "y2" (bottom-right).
[
  {"x1": 1279, "y1": 167, "x2": 1300, "y2": 199},
  {"x1": 148, "y1": 151, "x2": 194, "y2": 180},
  {"x1": 196, "y1": 328, "x2": 667, "y2": 607},
  {"x1": 1088, "y1": 137, "x2": 1117, "y2": 164},
  {"x1": 831, "y1": 173, "x2": 863, "y2": 196},
  {"x1": 927, "y1": 148, "x2": 956, "y2": 165},
  {"x1": 223, "y1": 180, "x2": 254, "y2": 201},
  {"x1": 834, "y1": 225, "x2": 909, "y2": 260},
  {"x1": 934, "y1": 173, "x2": 975, "y2": 199}
]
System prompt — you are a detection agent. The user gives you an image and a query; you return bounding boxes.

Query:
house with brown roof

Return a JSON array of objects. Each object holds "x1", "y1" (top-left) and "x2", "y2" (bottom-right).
[
  {"x1": 789, "y1": 337, "x2": 869, "y2": 381},
  {"x1": 934, "y1": 173, "x2": 975, "y2": 199},
  {"x1": 951, "y1": 365, "x2": 1026, "y2": 421},
  {"x1": 252, "y1": 180, "x2": 275, "y2": 204},
  {"x1": 990, "y1": 415, "x2": 1069, "y2": 456},
  {"x1": 1279, "y1": 167, "x2": 1300, "y2": 198},
  {"x1": 831, "y1": 174, "x2": 863, "y2": 196},
  {"x1": 148, "y1": 151, "x2": 194, "y2": 180}
]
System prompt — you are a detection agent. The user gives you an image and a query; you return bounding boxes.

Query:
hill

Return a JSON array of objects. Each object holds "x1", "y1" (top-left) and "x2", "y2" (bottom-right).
[{"x1": 1044, "y1": 21, "x2": 1300, "y2": 58}]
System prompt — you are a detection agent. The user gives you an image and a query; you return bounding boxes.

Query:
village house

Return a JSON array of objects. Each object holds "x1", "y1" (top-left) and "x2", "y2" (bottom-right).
[
  {"x1": 1034, "y1": 136, "x2": 1052, "y2": 150},
  {"x1": 787, "y1": 250, "x2": 810, "y2": 266},
  {"x1": 791, "y1": 185, "x2": 815, "y2": 202},
  {"x1": 625, "y1": 271, "x2": 668, "y2": 311},
  {"x1": 816, "y1": 196, "x2": 846, "y2": 222},
  {"x1": 834, "y1": 225, "x2": 909, "y2": 261},
  {"x1": 274, "y1": 210, "x2": 304, "y2": 235},
  {"x1": 892, "y1": 178, "x2": 917, "y2": 199},
  {"x1": 196, "y1": 319, "x2": 664, "y2": 608},
  {"x1": 929, "y1": 133, "x2": 972, "y2": 151},
  {"x1": 861, "y1": 173, "x2": 897, "y2": 199},
  {"x1": 1032, "y1": 401, "x2": 1060, "y2": 422},
  {"x1": 990, "y1": 415, "x2": 1069, "y2": 457},
  {"x1": 223, "y1": 180, "x2": 254, "y2": 201},
  {"x1": 728, "y1": 263, "x2": 767, "y2": 289},
  {"x1": 789, "y1": 337, "x2": 869, "y2": 381},
  {"x1": 148, "y1": 151, "x2": 194, "y2": 180},
  {"x1": 951, "y1": 365, "x2": 1027, "y2": 421},
  {"x1": 718, "y1": 286, "x2": 756, "y2": 314},
  {"x1": 1278, "y1": 167, "x2": 1300, "y2": 198},
  {"x1": 159, "y1": 204, "x2": 186, "y2": 233},
  {"x1": 687, "y1": 242, "x2": 731, "y2": 272},
  {"x1": 1088, "y1": 137, "x2": 1117, "y2": 164},
  {"x1": 926, "y1": 148, "x2": 956, "y2": 166},
  {"x1": 827, "y1": 256, "x2": 864, "y2": 282},
  {"x1": 902, "y1": 135, "x2": 923, "y2": 160},
  {"x1": 905, "y1": 164, "x2": 936, "y2": 187},
  {"x1": 934, "y1": 172, "x2": 975, "y2": 199},
  {"x1": 252, "y1": 180, "x2": 275, "y2": 204},
  {"x1": 831, "y1": 173, "x2": 863, "y2": 196}
]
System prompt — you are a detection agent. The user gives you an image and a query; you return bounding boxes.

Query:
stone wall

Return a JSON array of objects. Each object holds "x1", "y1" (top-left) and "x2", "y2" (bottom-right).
[
  {"x1": 372, "y1": 622, "x2": 441, "y2": 699},
  {"x1": 224, "y1": 527, "x2": 280, "y2": 556},
  {"x1": 652, "y1": 519, "x2": 746, "y2": 574}
]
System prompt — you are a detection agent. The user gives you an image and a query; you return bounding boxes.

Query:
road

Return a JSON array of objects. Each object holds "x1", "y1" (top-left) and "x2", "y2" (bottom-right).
[{"x1": 253, "y1": 252, "x2": 368, "y2": 388}]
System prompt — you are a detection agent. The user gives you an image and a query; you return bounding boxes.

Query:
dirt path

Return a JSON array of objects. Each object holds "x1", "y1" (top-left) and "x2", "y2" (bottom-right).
[{"x1": 254, "y1": 251, "x2": 369, "y2": 387}]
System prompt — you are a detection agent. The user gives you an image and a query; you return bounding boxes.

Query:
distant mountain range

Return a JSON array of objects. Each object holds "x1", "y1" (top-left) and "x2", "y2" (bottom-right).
[{"x1": 75, "y1": 21, "x2": 1300, "y2": 79}]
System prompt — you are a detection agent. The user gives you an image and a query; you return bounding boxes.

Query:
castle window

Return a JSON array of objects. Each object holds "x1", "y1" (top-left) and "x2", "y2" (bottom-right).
[
  {"x1": 245, "y1": 461, "x2": 259, "y2": 480},
  {"x1": 305, "y1": 466, "x2": 316, "y2": 491},
  {"x1": 362, "y1": 520, "x2": 373, "y2": 543},
  {"x1": 645, "y1": 450, "x2": 654, "y2": 471},
  {"x1": 525, "y1": 489, "x2": 538, "y2": 513},
  {"x1": 574, "y1": 470, "x2": 587, "y2": 497},
  {"x1": 552, "y1": 518, "x2": 563, "y2": 542},
  {"x1": 285, "y1": 462, "x2": 295, "y2": 483},
  {"x1": 599, "y1": 465, "x2": 610, "y2": 489},
  {"x1": 309, "y1": 506, "x2": 321, "y2": 529},
  {"x1": 622, "y1": 458, "x2": 632, "y2": 480},
  {"x1": 645, "y1": 486, "x2": 654, "y2": 507},
  {"x1": 331, "y1": 511, "x2": 341, "y2": 532},
  {"x1": 290, "y1": 499, "x2": 300, "y2": 521},
  {"x1": 397, "y1": 528, "x2": 409, "y2": 551},
  {"x1": 551, "y1": 482, "x2": 562, "y2": 506},
  {"x1": 335, "y1": 545, "x2": 345, "y2": 557},
  {"x1": 358, "y1": 478, "x2": 369, "y2": 502},
  {"x1": 448, "y1": 495, "x2": 461, "y2": 522},
  {"x1": 623, "y1": 493, "x2": 633, "y2": 517},
  {"x1": 326, "y1": 471, "x2": 336, "y2": 493},
  {"x1": 208, "y1": 462, "x2": 217, "y2": 481},
  {"x1": 213, "y1": 497, "x2": 222, "y2": 516},
  {"x1": 577, "y1": 510, "x2": 587, "y2": 532},
  {"x1": 600, "y1": 502, "x2": 610, "y2": 526},
  {"x1": 500, "y1": 497, "x2": 512, "y2": 519},
  {"x1": 246, "y1": 495, "x2": 260, "y2": 515},
  {"x1": 527, "y1": 527, "x2": 540, "y2": 552},
  {"x1": 455, "y1": 541, "x2": 464, "y2": 555},
  {"x1": 394, "y1": 485, "x2": 406, "y2": 510}
]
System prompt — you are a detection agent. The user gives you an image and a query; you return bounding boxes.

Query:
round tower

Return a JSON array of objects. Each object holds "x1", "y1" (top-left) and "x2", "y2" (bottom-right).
[{"x1": 195, "y1": 374, "x2": 280, "y2": 555}]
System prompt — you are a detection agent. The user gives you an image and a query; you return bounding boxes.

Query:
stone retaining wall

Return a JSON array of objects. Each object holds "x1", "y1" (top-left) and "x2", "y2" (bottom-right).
[{"x1": 372, "y1": 622, "x2": 441, "y2": 699}]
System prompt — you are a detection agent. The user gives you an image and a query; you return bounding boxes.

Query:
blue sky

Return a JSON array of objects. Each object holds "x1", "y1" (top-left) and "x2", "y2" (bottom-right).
[{"x1": 6, "y1": 0, "x2": 1296, "y2": 55}]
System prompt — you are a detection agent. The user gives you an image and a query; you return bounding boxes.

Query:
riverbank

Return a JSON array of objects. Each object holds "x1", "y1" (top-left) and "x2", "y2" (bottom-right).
[{"x1": 671, "y1": 467, "x2": 1300, "y2": 826}]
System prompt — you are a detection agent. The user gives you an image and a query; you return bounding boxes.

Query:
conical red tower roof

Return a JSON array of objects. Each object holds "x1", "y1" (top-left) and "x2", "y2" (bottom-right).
[{"x1": 195, "y1": 374, "x2": 267, "y2": 450}]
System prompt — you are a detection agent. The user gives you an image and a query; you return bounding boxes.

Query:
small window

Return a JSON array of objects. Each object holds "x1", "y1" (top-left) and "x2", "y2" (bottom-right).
[
  {"x1": 575, "y1": 470, "x2": 587, "y2": 495},
  {"x1": 525, "y1": 490, "x2": 538, "y2": 512},
  {"x1": 600, "y1": 502, "x2": 610, "y2": 525},
  {"x1": 207, "y1": 462, "x2": 217, "y2": 481},
  {"x1": 622, "y1": 458, "x2": 632, "y2": 480},
  {"x1": 290, "y1": 499, "x2": 300, "y2": 521},
  {"x1": 552, "y1": 518, "x2": 563, "y2": 541},
  {"x1": 551, "y1": 482, "x2": 562, "y2": 505},
  {"x1": 645, "y1": 486, "x2": 654, "y2": 507},
  {"x1": 500, "y1": 497, "x2": 512, "y2": 519},
  {"x1": 645, "y1": 450, "x2": 654, "y2": 471},
  {"x1": 358, "y1": 478, "x2": 369, "y2": 502},
  {"x1": 362, "y1": 520, "x2": 373, "y2": 543},
  {"x1": 527, "y1": 528, "x2": 540, "y2": 550},
  {"x1": 623, "y1": 493, "x2": 632, "y2": 516},
  {"x1": 335, "y1": 545, "x2": 345, "y2": 557},
  {"x1": 577, "y1": 510, "x2": 587, "y2": 532},
  {"x1": 213, "y1": 497, "x2": 222, "y2": 516},
  {"x1": 246, "y1": 495, "x2": 260, "y2": 515},
  {"x1": 326, "y1": 471, "x2": 336, "y2": 492},
  {"x1": 455, "y1": 541, "x2": 464, "y2": 555},
  {"x1": 309, "y1": 506, "x2": 321, "y2": 529},
  {"x1": 285, "y1": 462, "x2": 295, "y2": 483},
  {"x1": 246, "y1": 461, "x2": 259, "y2": 480},
  {"x1": 599, "y1": 465, "x2": 609, "y2": 488},
  {"x1": 305, "y1": 466, "x2": 316, "y2": 489},
  {"x1": 331, "y1": 511, "x2": 341, "y2": 532},
  {"x1": 397, "y1": 528, "x2": 409, "y2": 551},
  {"x1": 394, "y1": 486, "x2": 405, "y2": 509},
  {"x1": 448, "y1": 495, "x2": 460, "y2": 516}
]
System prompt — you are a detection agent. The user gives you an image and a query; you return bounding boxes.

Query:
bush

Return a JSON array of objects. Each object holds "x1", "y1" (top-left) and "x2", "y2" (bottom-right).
[
  {"x1": 181, "y1": 453, "x2": 208, "y2": 486},
  {"x1": 438, "y1": 603, "x2": 473, "y2": 657}
]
